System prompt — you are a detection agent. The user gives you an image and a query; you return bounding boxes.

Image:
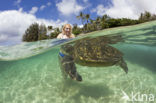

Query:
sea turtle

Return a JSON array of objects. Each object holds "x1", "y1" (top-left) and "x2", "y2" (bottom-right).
[{"x1": 58, "y1": 35, "x2": 128, "y2": 81}]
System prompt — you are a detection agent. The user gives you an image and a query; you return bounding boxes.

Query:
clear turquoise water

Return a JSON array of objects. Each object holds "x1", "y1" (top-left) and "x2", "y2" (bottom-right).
[{"x1": 0, "y1": 21, "x2": 156, "y2": 103}]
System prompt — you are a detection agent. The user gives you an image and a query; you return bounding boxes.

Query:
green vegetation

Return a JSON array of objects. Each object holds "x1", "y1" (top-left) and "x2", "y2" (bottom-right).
[
  {"x1": 139, "y1": 11, "x2": 156, "y2": 22},
  {"x1": 72, "y1": 24, "x2": 82, "y2": 36},
  {"x1": 38, "y1": 24, "x2": 48, "y2": 40},
  {"x1": 49, "y1": 27, "x2": 61, "y2": 39},
  {"x1": 22, "y1": 11, "x2": 156, "y2": 42},
  {"x1": 75, "y1": 11, "x2": 156, "y2": 34},
  {"x1": 23, "y1": 23, "x2": 40, "y2": 42},
  {"x1": 22, "y1": 23, "x2": 49, "y2": 42},
  {"x1": 22, "y1": 23, "x2": 61, "y2": 42}
]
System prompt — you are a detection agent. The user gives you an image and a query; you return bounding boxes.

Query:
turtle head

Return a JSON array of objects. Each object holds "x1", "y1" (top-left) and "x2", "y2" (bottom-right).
[{"x1": 60, "y1": 44, "x2": 74, "y2": 56}]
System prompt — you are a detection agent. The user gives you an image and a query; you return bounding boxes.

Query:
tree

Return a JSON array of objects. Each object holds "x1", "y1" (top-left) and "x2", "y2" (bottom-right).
[
  {"x1": 139, "y1": 13, "x2": 144, "y2": 22},
  {"x1": 85, "y1": 14, "x2": 90, "y2": 23},
  {"x1": 22, "y1": 23, "x2": 39, "y2": 42},
  {"x1": 89, "y1": 19, "x2": 97, "y2": 31},
  {"x1": 139, "y1": 11, "x2": 153, "y2": 22},
  {"x1": 95, "y1": 17, "x2": 102, "y2": 30},
  {"x1": 48, "y1": 26, "x2": 53, "y2": 30},
  {"x1": 84, "y1": 14, "x2": 90, "y2": 32},
  {"x1": 50, "y1": 27, "x2": 61, "y2": 39},
  {"x1": 144, "y1": 11, "x2": 151, "y2": 20},
  {"x1": 76, "y1": 12, "x2": 85, "y2": 26},
  {"x1": 151, "y1": 14, "x2": 156, "y2": 20},
  {"x1": 38, "y1": 24, "x2": 48, "y2": 40},
  {"x1": 72, "y1": 24, "x2": 82, "y2": 35}
]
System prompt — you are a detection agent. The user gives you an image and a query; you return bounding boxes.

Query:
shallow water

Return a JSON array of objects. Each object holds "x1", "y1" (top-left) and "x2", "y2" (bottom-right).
[{"x1": 0, "y1": 21, "x2": 156, "y2": 103}]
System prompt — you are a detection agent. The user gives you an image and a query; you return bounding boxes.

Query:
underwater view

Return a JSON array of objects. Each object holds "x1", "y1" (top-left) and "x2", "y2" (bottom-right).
[{"x1": 0, "y1": 21, "x2": 156, "y2": 103}]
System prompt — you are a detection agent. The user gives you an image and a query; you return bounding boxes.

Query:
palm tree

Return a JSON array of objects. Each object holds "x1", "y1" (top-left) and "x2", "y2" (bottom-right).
[
  {"x1": 85, "y1": 14, "x2": 90, "y2": 23},
  {"x1": 101, "y1": 15, "x2": 109, "y2": 22},
  {"x1": 96, "y1": 17, "x2": 101, "y2": 23},
  {"x1": 76, "y1": 12, "x2": 85, "y2": 26},
  {"x1": 89, "y1": 19, "x2": 96, "y2": 31},
  {"x1": 144, "y1": 11, "x2": 151, "y2": 20},
  {"x1": 90, "y1": 19, "x2": 94, "y2": 24},
  {"x1": 95, "y1": 17, "x2": 102, "y2": 30},
  {"x1": 77, "y1": 12, "x2": 86, "y2": 32},
  {"x1": 100, "y1": 15, "x2": 110, "y2": 29},
  {"x1": 84, "y1": 14, "x2": 90, "y2": 32},
  {"x1": 48, "y1": 26, "x2": 53, "y2": 31}
]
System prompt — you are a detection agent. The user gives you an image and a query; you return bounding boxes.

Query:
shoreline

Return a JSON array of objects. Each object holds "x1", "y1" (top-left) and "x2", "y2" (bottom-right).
[{"x1": 77, "y1": 20, "x2": 156, "y2": 36}]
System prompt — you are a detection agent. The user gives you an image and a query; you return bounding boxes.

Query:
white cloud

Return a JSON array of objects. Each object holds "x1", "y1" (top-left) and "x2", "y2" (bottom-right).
[
  {"x1": 78, "y1": 24, "x2": 83, "y2": 28},
  {"x1": 83, "y1": 0, "x2": 88, "y2": 3},
  {"x1": 18, "y1": 8, "x2": 23, "y2": 12},
  {"x1": 47, "y1": 2, "x2": 51, "y2": 6},
  {"x1": 56, "y1": 0, "x2": 84, "y2": 16},
  {"x1": 0, "y1": 10, "x2": 67, "y2": 44},
  {"x1": 0, "y1": 35, "x2": 8, "y2": 42},
  {"x1": 91, "y1": 5, "x2": 106, "y2": 16},
  {"x1": 16, "y1": 0, "x2": 21, "y2": 4},
  {"x1": 29, "y1": 7, "x2": 38, "y2": 14},
  {"x1": 39, "y1": 2, "x2": 51, "y2": 11},
  {"x1": 14, "y1": 0, "x2": 22, "y2": 5},
  {"x1": 40, "y1": 5, "x2": 46, "y2": 11},
  {"x1": 92, "y1": 0, "x2": 156, "y2": 19},
  {"x1": 14, "y1": 0, "x2": 22, "y2": 8}
]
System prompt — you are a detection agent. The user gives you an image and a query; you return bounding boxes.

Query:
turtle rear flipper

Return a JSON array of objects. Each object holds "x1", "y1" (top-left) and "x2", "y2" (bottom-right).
[{"x1": 119, "y1": 59, "x2": 128, "y2": 74}]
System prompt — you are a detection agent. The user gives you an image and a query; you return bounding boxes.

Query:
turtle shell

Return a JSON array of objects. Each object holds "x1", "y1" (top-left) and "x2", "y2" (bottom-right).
[{"x1": 73, "y1": 39, "x2": 123, "y2": 66}]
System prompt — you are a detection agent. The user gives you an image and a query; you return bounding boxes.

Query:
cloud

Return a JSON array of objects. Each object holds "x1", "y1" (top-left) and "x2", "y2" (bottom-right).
[
  {"x1": 56, "y1": 0, "x2": 84, "y2": 16},
  {"x1": 91, "y1": 5, "x2": 106, "y2": 16},
  {"x1": 92, "y1": 0, "x2": 156, "y2": 19},
  {"x1": 0, "y1": 10, "x2": 67, "y2": 45},
  {"x1": 14, "y1": 0, "x2": 22, "y2": 8},
  {"x1": 39, "y1": 2, "x2": 52, "y2": 11},
  {"x1": 47, "y1": 2, "x2": 51, "y2": 6},
  {"x1": 0, "y1": 35, "x2": 8, "y2": 42},
  {"x1": 29, "y1": 7, "x2": 38, "y2": 14},
  {"x1": 83, "y1": 0, "x2": 88, "y2": 3},
  {"x1": 14, "y1": 0, "x2": 22, "y2": 5},
  {"x1": 78, "y1": 24, "x2": 83, "y2": 28},
  {"x1": 40, "y1": 5, "x2": 46, "y2": 11},
  {"x1": 18, "y1": 8, "x2": 23, "y2": 12}
]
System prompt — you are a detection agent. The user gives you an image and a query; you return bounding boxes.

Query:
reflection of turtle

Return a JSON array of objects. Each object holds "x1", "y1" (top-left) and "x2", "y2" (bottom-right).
[{"x1": 59, "y1": 35, "x2": 128, "y2": 82}]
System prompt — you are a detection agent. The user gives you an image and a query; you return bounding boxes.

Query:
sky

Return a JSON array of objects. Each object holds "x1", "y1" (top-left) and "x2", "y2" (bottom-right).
[{"x1": 0, "y1": 0, "x2": 156, "y2": 45}]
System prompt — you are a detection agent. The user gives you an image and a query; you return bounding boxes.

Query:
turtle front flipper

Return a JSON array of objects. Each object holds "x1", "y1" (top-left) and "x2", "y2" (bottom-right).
[
  {"x1": 65, "y1": 61, "x2": 82, "y2": 81},
  {"x1": 69, "y1": 70, "x2": 82, "y2": 81},
  {"x1": 61, "y1": 55, "x2": 82, "y2": 81},
  {"x1": 119, "y1": 58, "x2": 128, "y2": 74}
]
